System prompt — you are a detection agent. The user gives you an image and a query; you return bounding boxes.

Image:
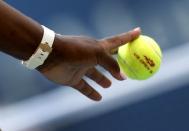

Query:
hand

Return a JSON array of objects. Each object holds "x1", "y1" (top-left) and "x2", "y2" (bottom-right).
[{"x1": 37, "y1": 27, "x2": 141, "y2": 101}]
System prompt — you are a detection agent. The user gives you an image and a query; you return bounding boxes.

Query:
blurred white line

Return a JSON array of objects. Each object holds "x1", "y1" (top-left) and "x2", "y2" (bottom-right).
[{"x1": 0, "y1": 43, "x2": 189, "y2": 131}]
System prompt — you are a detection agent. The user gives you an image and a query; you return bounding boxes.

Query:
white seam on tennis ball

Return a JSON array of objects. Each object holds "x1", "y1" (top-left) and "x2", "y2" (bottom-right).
[
  {"x1": 117, "y1": 54, "x2": 139, "y2": 79},
  {"x1": 123, "y1": 59, "x2": 139, "y2": 79},
  {"x1": 127, "y1": 45, "x2": 142, "y2": 79},
  {"x1": 147, "y1": 39, "x2": 162, "y2": 59}
]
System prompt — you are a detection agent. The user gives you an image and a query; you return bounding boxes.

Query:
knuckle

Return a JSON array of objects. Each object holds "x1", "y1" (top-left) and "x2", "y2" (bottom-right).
[
  {"x1": 96, "y1": 75, "x2": 105, "y2": 84},
  {"x1": 127, "y1": 31, "x2": 135, "y2": 40},
  {"x1": 87, "y1": 89, "x2": 94, "y2": 97},
  {"x1": 98, "y1": 41, "x2": 107, "y2": 51},
  {"x1": 86, "y1": 68, "x2": 94, "y2": 76},
  {"x1": 72, "y1": 81, "x2": 85, "y2": 90},
  {"x1": 81, "y1": 86, "x2": 93, "y2": 96},
  {"x1": 109, "y1": 37, "x2": 121, "y2": 44}
]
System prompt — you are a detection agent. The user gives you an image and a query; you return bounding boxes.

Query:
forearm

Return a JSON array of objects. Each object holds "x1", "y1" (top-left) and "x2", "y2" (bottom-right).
[{"x1": 0, "y1": 1, "x2": 43, "y2": 60}]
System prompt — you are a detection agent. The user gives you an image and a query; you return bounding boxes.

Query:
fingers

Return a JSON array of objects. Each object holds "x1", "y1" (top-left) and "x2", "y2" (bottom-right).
[
  {"x1": 97, "y1": 52, "x2": 126, "y2": 81},
  {"x1": 72, "y1": 79, "x2": 102, "y2": 101},
  {"x1": 100, "y1": 27, "x2": 141, "y2": 52},
  {"x1": 86, "y1": 68, "x2": 111, "y2": 88}
]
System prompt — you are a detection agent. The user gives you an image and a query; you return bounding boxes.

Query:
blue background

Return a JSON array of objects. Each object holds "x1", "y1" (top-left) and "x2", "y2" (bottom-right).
[
  {"x1": 64, "y1": 83, "x2": 189, "y2": 131},
  {"x1": 1, "y1": 0, "x2": 189, "y2": 130}
]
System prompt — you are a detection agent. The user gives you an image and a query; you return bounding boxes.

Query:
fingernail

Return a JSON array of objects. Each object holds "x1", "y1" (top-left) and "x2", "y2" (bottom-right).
[
  {"x1": 133, "y1": 27, "x2": 141, "y2": 31},
  {"x1": 119, "y1": 72, "x2": 127, "y2": 80}
]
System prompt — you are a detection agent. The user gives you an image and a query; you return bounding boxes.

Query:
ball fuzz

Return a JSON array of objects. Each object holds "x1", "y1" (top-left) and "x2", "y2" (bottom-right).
[{"x1": 117, "y1": 35, "x2": 162, "y2": 80}]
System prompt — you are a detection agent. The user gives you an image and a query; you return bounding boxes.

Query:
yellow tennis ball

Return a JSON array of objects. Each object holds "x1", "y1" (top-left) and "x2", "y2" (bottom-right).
[{"x1": 117, "y1": 35, "x2": 162, "y2": 80}]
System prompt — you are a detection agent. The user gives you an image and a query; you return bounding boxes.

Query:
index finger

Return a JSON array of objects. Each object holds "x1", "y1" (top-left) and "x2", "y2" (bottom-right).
[{"x1": 100, "y1": 27, "x2": 141, "y2": 52}]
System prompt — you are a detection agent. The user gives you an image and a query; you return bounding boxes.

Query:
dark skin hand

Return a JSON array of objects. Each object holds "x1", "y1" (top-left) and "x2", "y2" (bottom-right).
[
  {"x1": 38, "y1": 28, "x2": 141, "y2": 101},
  {"x1": 0, "y1": 1, "x2": 141, "y2": 101}
]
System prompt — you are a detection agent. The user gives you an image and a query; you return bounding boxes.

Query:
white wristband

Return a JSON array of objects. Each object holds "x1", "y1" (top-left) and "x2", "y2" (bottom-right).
[{"x1": 22, "y1": 25, "x2": 55, "y2": 69}]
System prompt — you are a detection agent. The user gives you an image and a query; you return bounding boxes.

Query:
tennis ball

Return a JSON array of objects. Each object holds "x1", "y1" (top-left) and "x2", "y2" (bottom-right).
[{"x1": 117, "y1": 35, "x2": 162, "y2": 80}]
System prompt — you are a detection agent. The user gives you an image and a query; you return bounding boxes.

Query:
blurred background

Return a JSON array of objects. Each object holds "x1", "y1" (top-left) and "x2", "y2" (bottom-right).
[{"x1": 1, "y1": 0, "x2": 189, "y2": 130}]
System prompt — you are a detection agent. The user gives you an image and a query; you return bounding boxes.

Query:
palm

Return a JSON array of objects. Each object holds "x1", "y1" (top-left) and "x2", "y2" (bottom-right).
[{"x1": 43, "y1": 62, "x2": 92, "y2": 86}]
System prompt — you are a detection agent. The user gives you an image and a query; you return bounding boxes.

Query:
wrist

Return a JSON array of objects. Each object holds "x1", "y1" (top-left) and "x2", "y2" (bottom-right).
[
  {"x1": 37, "y1": 34, "x2": 62, "y2": 71},
  {"x1": 22, "y1": 25, "x2": 55, "y2": 69}
]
